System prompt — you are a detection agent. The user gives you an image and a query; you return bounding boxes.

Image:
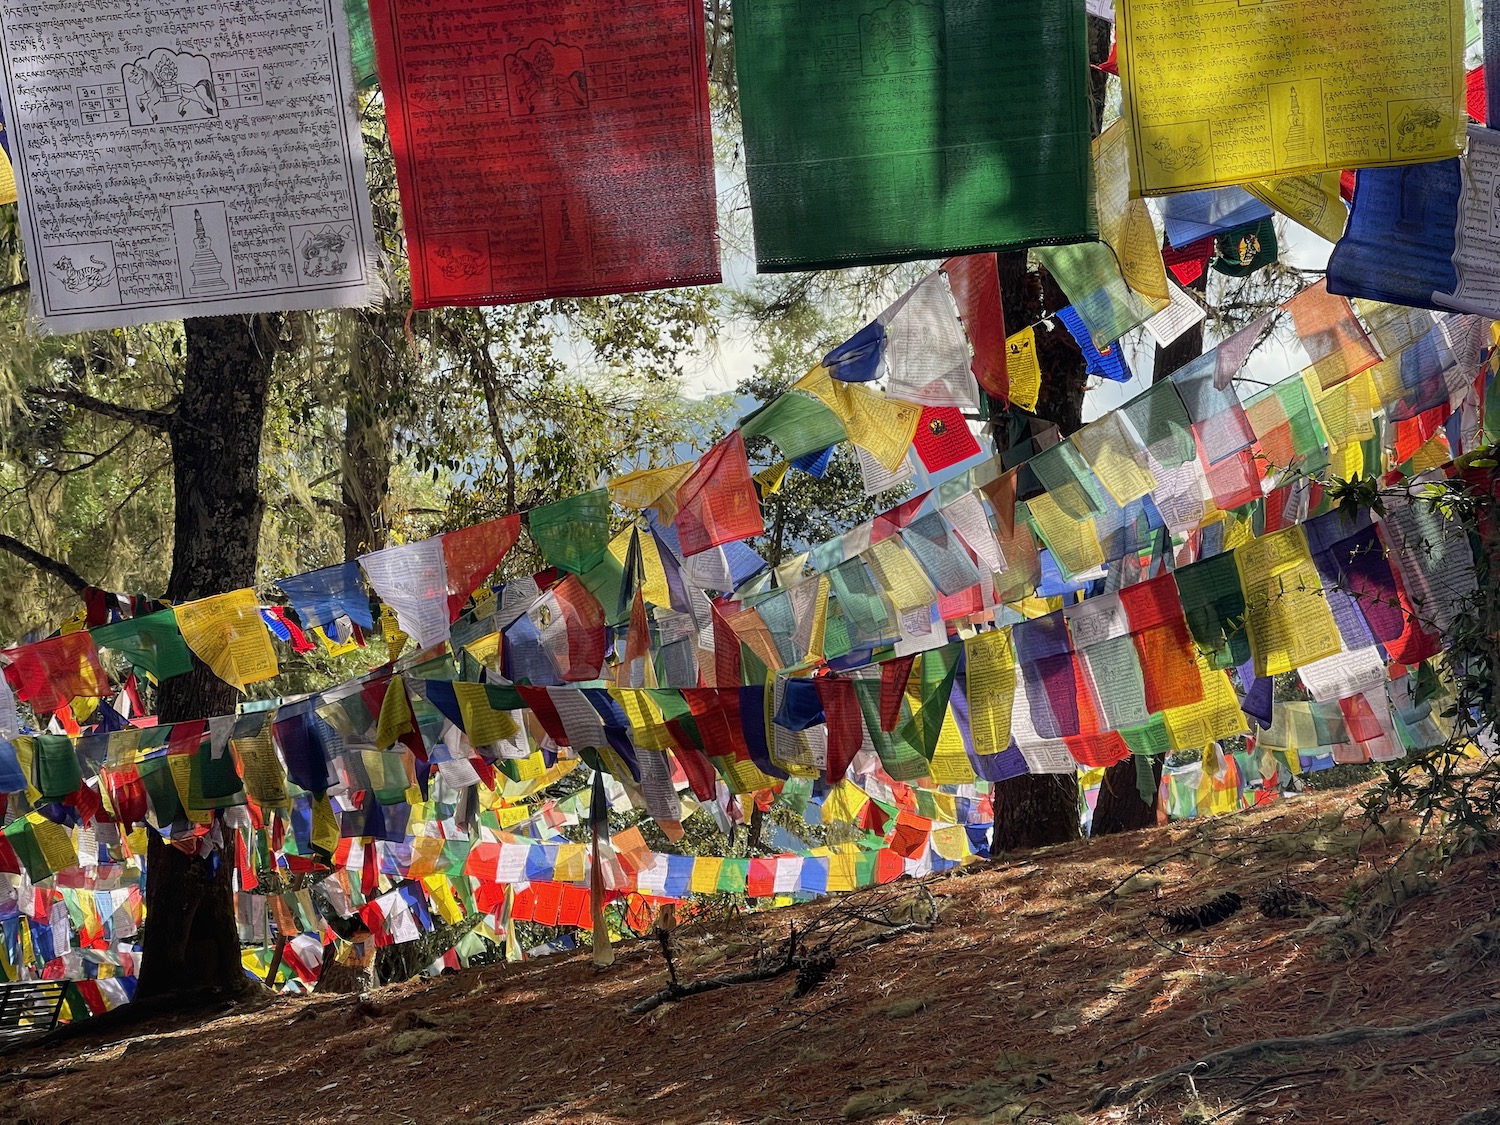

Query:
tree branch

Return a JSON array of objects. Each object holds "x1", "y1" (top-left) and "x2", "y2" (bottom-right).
[
  {"x1": 1092, "y1": 1003, "x2": 1500, "y2": 1110},
  {"x1": 29, "y1": 387, "x2": 173, "y2": 431},
  {"x1": 0, "y1": 533, "x2": 89, "y2": 594}
]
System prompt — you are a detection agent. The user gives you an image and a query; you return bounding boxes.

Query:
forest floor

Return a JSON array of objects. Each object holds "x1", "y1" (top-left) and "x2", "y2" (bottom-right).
[{"x1": 6, "y1": 782, "x2": 1500, "y2": 1125}]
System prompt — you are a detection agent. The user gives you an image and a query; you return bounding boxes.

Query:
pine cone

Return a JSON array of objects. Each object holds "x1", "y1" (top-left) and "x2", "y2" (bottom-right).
[
  {"x1": 794, "y1": 949, "x2": 836, "y2": 996},
  {"x1": 1157, "y1": 891, "x2": 1244, "y2": 934}
]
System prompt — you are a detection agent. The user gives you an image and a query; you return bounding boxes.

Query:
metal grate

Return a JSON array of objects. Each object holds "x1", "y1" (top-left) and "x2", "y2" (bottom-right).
[{"x1": 0, "y1": 981, "x2": 68, "y2": 1045}]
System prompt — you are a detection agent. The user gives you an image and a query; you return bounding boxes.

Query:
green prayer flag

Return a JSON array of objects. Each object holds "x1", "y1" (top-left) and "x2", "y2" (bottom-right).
[
  {"x1": 344, "y1": 0, "x2": 379, "y2": 88},
  {"x1": 3, "y1": 818, "x2": 49, "y2": 883},
  {"x1": 853, "y1": 677, "x2": 930, "y2": 782},
  {"x1": 894, "y1": 645, "x2": 961, "y2": 761},
  {"x1": 91, "y1": 609, "x2": 194, "y2": 681},
  {"x1": 528, "y1": 489, "x2": 612, "y2": 575},
  {"x1": 1034, "y1": 242, "x2": 1159, "y2": 348},
  {"x1": 33, "y1": 734, "x2": 81, "y2": 800},
  {"x1": 1174, "y1": 552, "x2": 1252, "y2": 670},
  {"x1": 738, "y1": 390, "x2": 847, "y2": 462},
  {"x1": 733, "y1": 0, "x2": 1094, "y2": 271},
  {"x1": 190, "y1": 737, "x2": 246, "y2": 811}
]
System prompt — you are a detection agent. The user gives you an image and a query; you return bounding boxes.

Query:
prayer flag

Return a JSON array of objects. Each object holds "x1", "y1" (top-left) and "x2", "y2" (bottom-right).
[
  {"x1": 90, "y1": 610, "x2": 193, "y2": 682},
  {"x1": 674, "y1": 432, "x2": 764, "y2": 557},
  {"x1": 1118, "y1": 0, "x2": 1466, "y2": 194},
  {"x1": 0, "y1": 0, "x2": 378, "y2": 331},
  {"x1": 733, "y1": 0, "x2": 1093, "y2": 270},
  {"x1": 2, "y1": 633, "x2": 108, "y2": 713},
  {"x1": 172, "y1": 590, "x2": 278, "y2": 693},
  {"x1": 370, "y1": 0, "x2": 720, "y2": 306}
]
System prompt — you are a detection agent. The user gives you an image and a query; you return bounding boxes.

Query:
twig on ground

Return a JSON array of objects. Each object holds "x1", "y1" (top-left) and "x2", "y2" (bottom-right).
[{"x1": 1091, "y1": 1003, "x2": 1500, "y2": 1110}]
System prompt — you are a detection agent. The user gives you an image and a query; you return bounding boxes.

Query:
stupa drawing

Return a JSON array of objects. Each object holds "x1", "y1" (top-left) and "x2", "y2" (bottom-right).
[
  {"x1": 546, "y1": 198, "x2": 590, "y2": 285},
  {"x1": 1282, "y1": 86, "x2": 1315, "y2": 164},
  {"x1": 188, "y1": 208, "x2": 227, "y2": 293}
]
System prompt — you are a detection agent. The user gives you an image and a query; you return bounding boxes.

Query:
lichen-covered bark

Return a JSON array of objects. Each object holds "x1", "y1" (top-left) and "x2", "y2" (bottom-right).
[{"x1": 135, "y1": 314, "x2": 281, "y2": 1000}]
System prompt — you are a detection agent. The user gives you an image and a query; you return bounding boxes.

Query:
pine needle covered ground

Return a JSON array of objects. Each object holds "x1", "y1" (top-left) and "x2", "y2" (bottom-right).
[{"x1": 6, "y1": 783, "x2": 1500, "y2": 1125}]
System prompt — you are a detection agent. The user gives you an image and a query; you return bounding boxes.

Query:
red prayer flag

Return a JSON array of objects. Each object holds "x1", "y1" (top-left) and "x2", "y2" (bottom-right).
[
  {"x1": 2, "y1": 632, "x2": 108, "y2": 714},
  {"x1": 815, "y1": 676, "x2": 864, "y2": 785},
  {"x1": 942, "y1": 254, "x2": 1007, "y2": 398},
  {"x1": 442, "y1": 515, "x2": 521, "y2": 620},
  {"x1": 912, "y1": 406, "x2": 981, "y2": 472},
  {"x1": 1118, "y1": 575, "x2": 1203, "y2": 713},
  {"x1": 675, "y1": 432, "x2": 764, "y2": 557},
  {"x1": 1469, "y1": 66, "x2": 1486, "y2": 123},
  {"x1": 368, "y1": 0, "x2": 721, "y2": 307}
]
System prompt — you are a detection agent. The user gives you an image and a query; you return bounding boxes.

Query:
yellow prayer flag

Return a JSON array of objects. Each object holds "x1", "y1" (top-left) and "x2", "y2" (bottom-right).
[
  {"x1": 453, "y1": 682, "x2": 519, "y2": 747},
  {"x1": 928, "y1": 707, "x2": 975, "y2": 785},
  {"x1": 1119, "y1": 0, "x2": 1465, "y2": 194},
  {"x1": 1095, "y1": 121, "x2": 1170, "y2": 302},
  {"x1": 754, "y1": 461, "x2": 790, "y2": 494},
  {"x1": 864, "y1": 538, "x2": 937, "y2": 613},
  {"x1": 1005, "y1": 327, "x2": 1042, "y2": 411},
  {"x1": 1162, "y1": 652, "x2": 1249, "y2": 750},
  {"x1": 1245, "y1": 173, "x2": 1348, "y2": 243},
  {"x1": 963, "y1": 628, "x2": 1016, "y2": 757},
  {"x1": 29, "y1": 813, "x2": 77, "y2": 874},
  {"x1": 690, "y1": 857, "x2": 724, "y2": 895},
  {"x1": 827, "y1": 852, "x2": 858, "y2": 893},
  {"x1": 608, "y1": 462, "x2": 694, "y2": 525},
  {"x1": 798, "y1": 364, "x2": 917, "y2": 471},
  {"x1": 606, "y1": 526, "x2": 672, "y2": 609},
  {"x1": 1026, "y1": 494, "x2": 1105, "y2": 578},
  {"x1": 1233, "y1": 527, "x2": 1342, "y2": 677},
  {"x1": 172, "y1": 589, "x2": 278, "y2": 692},
  {"x1": 310, "y1": 794, "x2": 340, "y2": 857}
]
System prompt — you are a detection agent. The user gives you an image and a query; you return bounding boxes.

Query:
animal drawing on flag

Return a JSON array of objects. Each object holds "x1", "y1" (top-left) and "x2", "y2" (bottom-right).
[{"x1": 122, "y1": 50, "x2": 217, "y2": 124}]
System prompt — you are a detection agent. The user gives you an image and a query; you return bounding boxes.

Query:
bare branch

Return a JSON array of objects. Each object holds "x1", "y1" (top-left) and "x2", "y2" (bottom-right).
[
  {"x1": 29, "y1": 386, "x2": 173, "y2": 431},
  {"x1": 0, "y1": 533, "x2": 88, "y2": 594}
]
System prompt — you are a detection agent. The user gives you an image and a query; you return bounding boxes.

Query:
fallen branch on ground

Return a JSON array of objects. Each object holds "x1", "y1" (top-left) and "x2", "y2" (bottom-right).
[
  {"x1": 630, "y1": 883, "x2": 938, "y2": 1016},
  {"x1": 1091, "y1": 1003, "x2": 1500, "y2": 1110}
]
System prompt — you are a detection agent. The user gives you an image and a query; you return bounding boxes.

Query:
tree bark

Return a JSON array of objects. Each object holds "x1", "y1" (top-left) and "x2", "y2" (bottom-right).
[
  {"x1": 340, "y1": 307, "x2": 397, "y2": 559},
  {"x1": 135, "y1": 313, "x2": 281, "y2": 1001}
]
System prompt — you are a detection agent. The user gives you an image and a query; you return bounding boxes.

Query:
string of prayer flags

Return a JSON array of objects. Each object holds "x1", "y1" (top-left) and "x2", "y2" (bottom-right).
[
  {"x1": 673, "y1": 432, "x2": 764, "y2": 558},
  {"x1": 1, "y1": 633, "x2": 108, "y2": 715},
  {"x1": 733, "y1": 0, "x2": 1093, "y2": 271},
  {"x1": 942, "y1": 255, "x2": 1008, "y2": 399},
  {"x1": 0, "y1": 0, "x2": 378, "y2": 331},
  {"x1": 90, "y1": 611, "x2": 193, "y2": 682},
  {"x1": 369, "y1": 0, "x2": 720, "y2": 307},
  {"x1": 1327, "y1": 162, "x2": 1462, "y2": 308},
  {"x1": 1118, "y1": 0, "x2": 1466, "y2": 194},
  {"x1": 279, "y1": 562, "x2": 375, "y2": 637}
]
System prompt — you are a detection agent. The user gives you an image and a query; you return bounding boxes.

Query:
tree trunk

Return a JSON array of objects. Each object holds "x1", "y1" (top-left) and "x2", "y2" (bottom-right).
[
  {"x1": 340, "y1": 307, "x2": 396, "y2": 560},
  {"x1": 135, "y1": 314, "x2": 281, "y2": 1001}
]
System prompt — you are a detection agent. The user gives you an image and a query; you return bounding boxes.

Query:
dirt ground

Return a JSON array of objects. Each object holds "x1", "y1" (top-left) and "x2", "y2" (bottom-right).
[{"x1": 6, "y1": 785, "x2": 1500, "y2": 1125}]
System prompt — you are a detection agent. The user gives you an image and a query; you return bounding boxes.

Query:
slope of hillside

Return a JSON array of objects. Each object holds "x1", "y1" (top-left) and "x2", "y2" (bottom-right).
[{"x1": 5, "y1": 785, "x2": 1499, "y2": 1125}]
